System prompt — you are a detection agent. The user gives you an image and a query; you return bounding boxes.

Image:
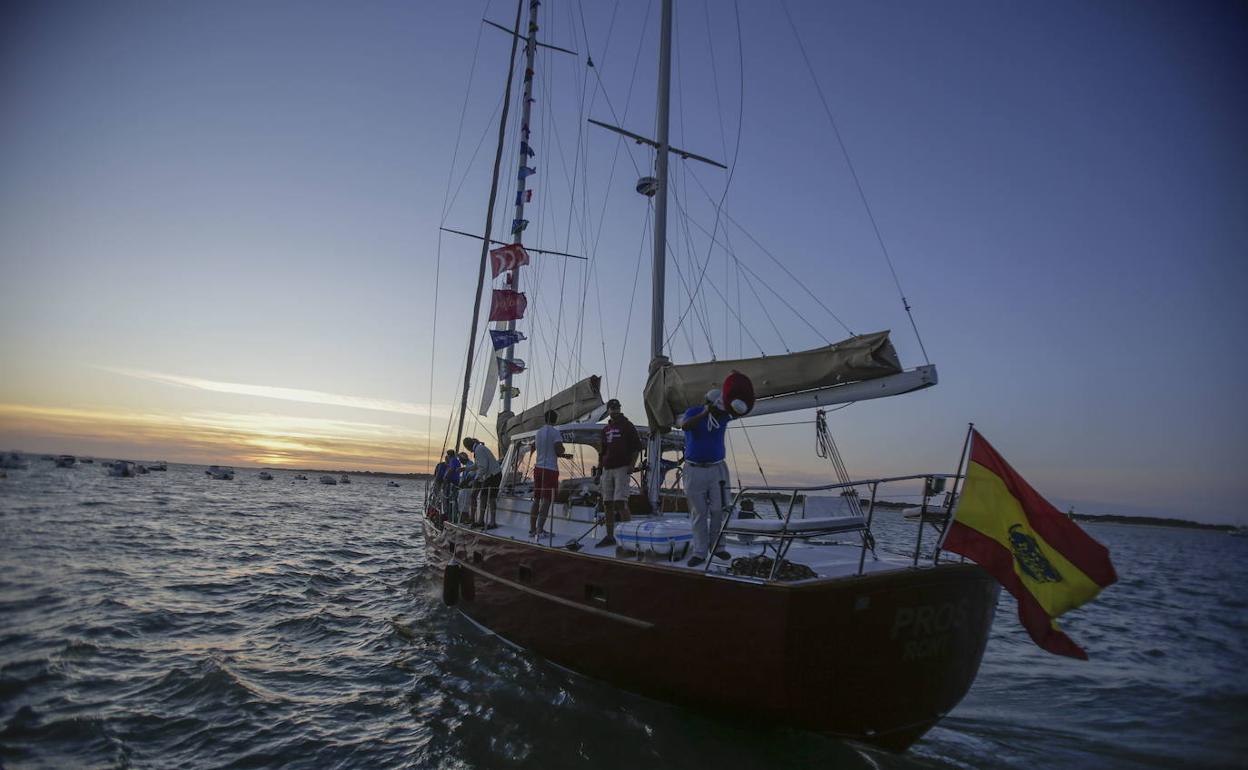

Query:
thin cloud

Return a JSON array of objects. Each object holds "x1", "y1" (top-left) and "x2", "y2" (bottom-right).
[{"x1": 103, "y1": 367, "x2": 449, "y2": 418}]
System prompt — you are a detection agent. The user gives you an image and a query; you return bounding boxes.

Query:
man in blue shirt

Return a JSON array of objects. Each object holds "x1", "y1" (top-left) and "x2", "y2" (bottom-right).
[{"x1": 677, "y1": 388, "x2": 734, "y2": 567}]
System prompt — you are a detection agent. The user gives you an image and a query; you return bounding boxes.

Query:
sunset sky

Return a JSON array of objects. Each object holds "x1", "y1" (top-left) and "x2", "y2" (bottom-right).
[{"x1": 2, "y1": 1, "x2": 1245, "y2": 524}]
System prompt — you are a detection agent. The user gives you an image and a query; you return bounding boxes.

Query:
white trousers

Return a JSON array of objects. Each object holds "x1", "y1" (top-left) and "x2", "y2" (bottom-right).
[{"x1": 683, "y1": 461, "x2": 729, "y2": 558}]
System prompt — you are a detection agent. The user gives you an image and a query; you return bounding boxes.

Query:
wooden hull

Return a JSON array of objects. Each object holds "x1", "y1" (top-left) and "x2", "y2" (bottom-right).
[{"x1": 423, "y1": 517, "x2": 997, "y2": 752}]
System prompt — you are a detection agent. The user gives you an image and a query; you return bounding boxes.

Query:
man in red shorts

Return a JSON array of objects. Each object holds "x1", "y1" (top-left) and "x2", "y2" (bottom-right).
[{"x1": 530, "y1": 409, "x2": 569, "y2": 537}]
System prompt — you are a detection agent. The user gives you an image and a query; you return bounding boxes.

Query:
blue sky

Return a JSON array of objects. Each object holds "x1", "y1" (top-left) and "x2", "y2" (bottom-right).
[{"x1": 1, "y1": 0, "x2": 1245, "y2": 523}]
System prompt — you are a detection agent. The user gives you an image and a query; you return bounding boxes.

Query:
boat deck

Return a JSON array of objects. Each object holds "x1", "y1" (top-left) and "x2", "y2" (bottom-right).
[{"x1": 440, "y1": 495, "x2": 912, "y2": 581}]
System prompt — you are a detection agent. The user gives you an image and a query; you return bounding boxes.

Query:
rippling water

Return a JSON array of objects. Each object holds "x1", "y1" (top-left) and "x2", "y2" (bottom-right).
[{"x1": 1, "y1": 461, "x2": 1244, "y2": 768}]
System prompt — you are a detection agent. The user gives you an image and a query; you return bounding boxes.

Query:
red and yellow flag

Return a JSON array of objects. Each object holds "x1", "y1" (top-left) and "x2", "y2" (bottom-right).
[{"x1": 943, "y1": 430, "x2": 1117, "y2": 659}]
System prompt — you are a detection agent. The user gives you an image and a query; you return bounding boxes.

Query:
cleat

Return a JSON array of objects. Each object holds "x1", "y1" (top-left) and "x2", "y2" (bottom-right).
[
  {"x1": 688, "y1": 556, "x2": 705, "y2": 568},
  {"x1": 594, "y1": 536, "x2": 617, "y2": 548}
]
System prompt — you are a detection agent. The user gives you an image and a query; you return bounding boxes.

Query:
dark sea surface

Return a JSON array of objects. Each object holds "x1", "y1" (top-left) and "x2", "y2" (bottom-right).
[{"x1": 1, "y1": 461, "x2": 1244, "y2": 769}]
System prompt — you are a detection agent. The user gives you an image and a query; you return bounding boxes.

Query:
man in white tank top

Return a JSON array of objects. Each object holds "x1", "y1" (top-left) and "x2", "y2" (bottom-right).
[{"x1": 530, "y1": 410, "x2": 568, "y2": 536}]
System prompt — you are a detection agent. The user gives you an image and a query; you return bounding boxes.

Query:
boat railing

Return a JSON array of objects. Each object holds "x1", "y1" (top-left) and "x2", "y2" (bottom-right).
[{"x1": 720, "y1": 473, "x2": 964, "y2": 579}]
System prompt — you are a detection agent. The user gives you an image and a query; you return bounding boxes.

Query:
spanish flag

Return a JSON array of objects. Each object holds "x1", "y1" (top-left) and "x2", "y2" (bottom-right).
[{"x1": 943, "y1": 430, "x2": 1117, "y2": 659}]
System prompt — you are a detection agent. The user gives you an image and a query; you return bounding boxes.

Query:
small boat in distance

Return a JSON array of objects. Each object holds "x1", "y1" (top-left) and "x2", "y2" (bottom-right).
[
  {"x1": 54, "y1": 455, "x2": 76, "y2": 468},
  {"x1": 294, "y1": 474, "x2": 308, "y2": 481},
  {"x1": 0, "y1": 452, "x2": 28, "y2": 470},
  {"x1": 108, "y1": 461, "x2": 137, "y2": 478},
  {"x1": 387, "y1": 480, "x2": 400, "y2": 488},
  {"x1": 206, "y1": 465, "x2": 235, "y2": 480},
  {"x1": 339, "y1": 474, "x2": 350, "y2": 484},
  {"x1": 319, "y1": 475, "x2": 338, "y2": 485},
  {"x1": 147, "y1": 461, "x2": 167, "y2": 471},
  {"x1": 80, "y1": 458, "x2": 95, "y2": 464},
  {"x1": 258, "y1": 471, "x2": 274, "y2": 480}
]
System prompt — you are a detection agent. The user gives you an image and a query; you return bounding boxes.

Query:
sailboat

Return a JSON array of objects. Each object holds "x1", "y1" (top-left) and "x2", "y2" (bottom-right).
[{"x1": 422, "y1": 0, "x2": 996, "y2": 752}]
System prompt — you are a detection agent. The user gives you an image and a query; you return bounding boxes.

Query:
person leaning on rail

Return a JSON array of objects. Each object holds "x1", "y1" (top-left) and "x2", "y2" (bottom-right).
[{"x1": 464, "y1": 437, "x2": 502, "y2": 529}]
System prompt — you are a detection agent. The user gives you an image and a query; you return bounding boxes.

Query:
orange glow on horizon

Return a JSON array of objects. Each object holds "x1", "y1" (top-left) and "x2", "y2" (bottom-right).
[{"x1": 0, "y1": 402, "x2": 443, "y2": 473}]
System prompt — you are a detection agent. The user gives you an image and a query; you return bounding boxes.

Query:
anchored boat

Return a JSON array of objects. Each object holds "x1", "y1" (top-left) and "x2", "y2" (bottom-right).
[{"x1": 421, "y1": 0, "x2": 996, "y2": 751}]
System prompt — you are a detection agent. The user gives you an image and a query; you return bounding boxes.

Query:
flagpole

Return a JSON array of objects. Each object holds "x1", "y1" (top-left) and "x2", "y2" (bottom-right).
[
  {"x1": 455, "y1": 0, "x2": 525, "y2": 451},
  {"x1": 933, "y1": 422, "x2": 974, "y2": 563}
]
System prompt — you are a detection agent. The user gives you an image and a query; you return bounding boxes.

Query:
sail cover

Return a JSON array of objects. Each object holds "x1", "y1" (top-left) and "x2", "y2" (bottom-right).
[
  {"x1": 643, "y1": 331, "x2": 902, "y2": 431},
  {"x1": 498, "y1": 375, "x2": 604, "y2": 445}
]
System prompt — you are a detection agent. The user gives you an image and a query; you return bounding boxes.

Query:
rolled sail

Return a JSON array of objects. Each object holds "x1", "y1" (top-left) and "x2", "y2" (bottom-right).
[
  {"x1": 644, "y1": 331, "x2": 902, "y2": 430},
  {"x1": 497, "y1": 375, "x2": 604, "y2": 447}
]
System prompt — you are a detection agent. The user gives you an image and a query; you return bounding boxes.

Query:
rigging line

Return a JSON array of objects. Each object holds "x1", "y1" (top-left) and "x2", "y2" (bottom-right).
[
  {"x1": 440, "y1": 11, "x2": 491, "y2": 224},
  {"x1": 444, "y1": 93, "x2": 506, "y2": 226},
  {"x1": 614, "y1": 209, "x2": 652, "y2": 389},
  {"x1": 663, "y1": 194, "x2": 768, "y2": 355},
  {"x1": 778, "y1": 0, "x2": 929, "y2": 364},
  {"x1": 685, "y1": 166, "x2": 853, "y2": 337},
  {"x1": 662, "y1": 205, "x2": 715, "y2": 358},
  {"x1": 703, "y1": 0, "x2": 729, "y2": 161},
  {"x1": 670, "y1": 195, "x2": 832, "y2": 346},
  {"x1": 585, "y1": 0, "x2": 653, "y2": 179},
  {"x1": 426, "y1": 230, "x2": 446, "y2": 469},
  {"x1": 722, "y1": 226, "x2": 790, "y2": 352},
  {"x1": 432, "y1": 4, "x2": 491, "y2": 469},
  {"x1": 662, "y1": 0, "x2": 744, "y2": 351},
  {"x1": 669, "y1": 175, "x2": 717, "y2": 354}
]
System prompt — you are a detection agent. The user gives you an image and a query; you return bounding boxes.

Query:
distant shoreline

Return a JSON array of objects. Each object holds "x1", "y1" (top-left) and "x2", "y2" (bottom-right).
[{"x1": 860, "y1": 497, "x2": 1240, "y2": 533}]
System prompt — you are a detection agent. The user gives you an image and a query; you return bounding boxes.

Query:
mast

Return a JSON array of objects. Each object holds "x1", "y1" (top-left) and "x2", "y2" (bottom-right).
[
  {"x1": 503, "y1": 0, "x2": 540, "y2": 415},
  {"x1": 646, "y1": 0, "x2": 674, "y2": 510},
  {"x1": 455, "y1": 0, "x2": 526, "y2": 451}
]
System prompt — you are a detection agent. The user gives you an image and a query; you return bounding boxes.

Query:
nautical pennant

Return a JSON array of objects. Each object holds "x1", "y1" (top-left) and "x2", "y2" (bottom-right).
[
  {"x1": 520, "y1": 141, "x2": 536, "y2": 158},
  {"x1": 515, "y1": 189, "x2": 533, "y2": 205},
  {"x1": 500, "y1": 384, "x2": 520, "y2": 398},
  {"x1": 488, "y1": 289, "x2": 527, "y2": 321},
  {"x1": 490, "y1": 329, "x2": 527, "y2": 350},
  {"x1": 518, "y1": 166, "x2": 537, "y2": 180},
  {"x1": 511, "y1": 218, "x2": 529, "y2": 234},
  {"x1": 489, "y1": 243, "x2": 530, "y2": 278},
  {"x1": 496, "y1": 357, "x2": 527, "y2": 378}
]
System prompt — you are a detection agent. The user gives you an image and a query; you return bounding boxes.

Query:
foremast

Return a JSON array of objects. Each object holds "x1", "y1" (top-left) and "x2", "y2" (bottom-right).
[{"x1": 501, "y1": 0, "x2": 541, "y2": 416}]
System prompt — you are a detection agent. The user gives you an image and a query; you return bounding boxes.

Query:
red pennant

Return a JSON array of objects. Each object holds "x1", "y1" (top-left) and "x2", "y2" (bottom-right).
[{"x1": 490, "y1": 243, "x2": 530, "y2": 278}]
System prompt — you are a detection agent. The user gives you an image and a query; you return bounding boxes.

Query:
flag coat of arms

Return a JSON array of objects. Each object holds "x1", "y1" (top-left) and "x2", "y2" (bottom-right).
[
  {"x1": 943, "y1": 430, "x2": 1117, "y2": 659},
  {"x1": 490, "y1": 243, "x2": 530, "y2": 278},
  {"x1": 488, "y1": 289, "x2": 527, "y2": 322}
]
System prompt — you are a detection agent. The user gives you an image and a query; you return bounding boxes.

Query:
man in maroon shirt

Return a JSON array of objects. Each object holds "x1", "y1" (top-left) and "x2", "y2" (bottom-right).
[{"x1": 596, "y1": 398, "x2": 642, "y2": 548}]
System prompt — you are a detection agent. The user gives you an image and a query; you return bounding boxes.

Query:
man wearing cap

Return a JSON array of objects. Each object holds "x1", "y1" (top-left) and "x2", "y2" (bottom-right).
[
  {"x1": 676, "y1": 389, "x2": 735, "y2": 567},
  {"x1": 595, "y1": 398, "x2": 643, "y2": 548}
]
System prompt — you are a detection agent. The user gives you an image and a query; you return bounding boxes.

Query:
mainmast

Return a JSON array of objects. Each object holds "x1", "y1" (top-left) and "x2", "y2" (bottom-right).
[
  {"x1": 502, "y1": 0, "x2": 541, "y2": 415},
  {"x1": 454, "y1": 0, "x2": 525, "y2": 451},
  {"x1": 645, "y1": 0, "x2": 674, "y2": 510}
]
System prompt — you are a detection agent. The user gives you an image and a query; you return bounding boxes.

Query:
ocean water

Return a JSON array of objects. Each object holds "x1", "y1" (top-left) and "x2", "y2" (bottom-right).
[{"x1": 1, "y1": 461, "x2": 1244, "y2": 769}]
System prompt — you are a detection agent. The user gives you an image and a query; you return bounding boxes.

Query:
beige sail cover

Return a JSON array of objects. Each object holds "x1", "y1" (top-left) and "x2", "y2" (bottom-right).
[
  {"x1": 643, "y1": 331, "x2": 902, "y2": 430},
  {"x1": 499, "y1": 375, "x2": 603, "y2": 445}
]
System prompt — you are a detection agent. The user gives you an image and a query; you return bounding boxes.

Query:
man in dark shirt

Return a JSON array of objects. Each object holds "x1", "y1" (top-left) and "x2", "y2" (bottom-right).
[{"x1": 596, "y1": 398, "x2": 643, "y2": 548}]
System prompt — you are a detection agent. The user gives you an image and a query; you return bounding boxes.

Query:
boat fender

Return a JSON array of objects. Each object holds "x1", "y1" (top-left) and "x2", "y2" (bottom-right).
[{"x1": 443, "y1": 562, "x2": 462, "y2": 606}]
